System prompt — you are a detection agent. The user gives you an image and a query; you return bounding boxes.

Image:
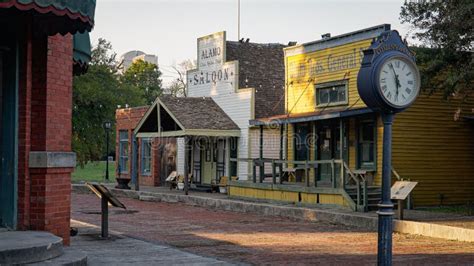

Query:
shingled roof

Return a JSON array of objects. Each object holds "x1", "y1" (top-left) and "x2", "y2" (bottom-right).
[
  {"x1": 159, "y1": 95, "x2": 239, "y2": 131},
  {"x1": 134, "y1": 95, "x2": 240, "y2": 137},
  {"x1": 226, "y1": 41, "x2": 287, "y2": 119}
]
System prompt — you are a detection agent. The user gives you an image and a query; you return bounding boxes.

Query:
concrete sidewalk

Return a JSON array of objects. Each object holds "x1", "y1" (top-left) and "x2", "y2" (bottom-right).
[
  {"x1": 72, "y1": 184, "x2": 474, "y2": 242},
  {"x1": 70, "y1": 219, "x2": 232, "y2": 265}
]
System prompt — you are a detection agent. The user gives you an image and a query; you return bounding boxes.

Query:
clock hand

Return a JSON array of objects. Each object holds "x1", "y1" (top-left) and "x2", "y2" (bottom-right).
[{"x1": 389, "y1": 64, "x2": 401, "y2": 99}]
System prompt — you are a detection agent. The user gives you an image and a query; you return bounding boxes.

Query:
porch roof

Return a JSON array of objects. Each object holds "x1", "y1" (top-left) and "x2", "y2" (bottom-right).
[
  {"x1": 249, "y1": 107, "x2": 373, "y2": 126},
  {"x1": 134, "y1": 95, "x2": 240, "y2": 138}
]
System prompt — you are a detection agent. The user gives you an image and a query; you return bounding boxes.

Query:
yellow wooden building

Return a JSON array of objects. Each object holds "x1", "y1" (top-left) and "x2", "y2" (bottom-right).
[{"x1": 229, "y1": 24, "x2": 474, "y2": 209}]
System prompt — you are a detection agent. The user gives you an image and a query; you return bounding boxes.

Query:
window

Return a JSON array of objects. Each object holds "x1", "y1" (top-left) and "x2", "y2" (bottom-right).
[
  {"x1": 119, "y1": 130, "x2": 129, "y2": 173},
  {"x1": 294, "y1": 124, "x2": 310, "y2": 161},
  {"x1": 229, "y1": 137, "x2": 238, "y2": 177},
  {"x1": 316, "y1": 80, "x2": 348, "y2": 107},
  {"x1": 141, "y1": 138, "x2": 152, "y2": 175},
  {"x1": 358, "y1": 120, "x2": 376, "y2": 169}
]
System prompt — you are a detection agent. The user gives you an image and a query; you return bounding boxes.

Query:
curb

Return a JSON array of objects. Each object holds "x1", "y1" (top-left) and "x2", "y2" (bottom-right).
[{"x1": 72, "y1": 184, "x2": 474, "y2": 242}]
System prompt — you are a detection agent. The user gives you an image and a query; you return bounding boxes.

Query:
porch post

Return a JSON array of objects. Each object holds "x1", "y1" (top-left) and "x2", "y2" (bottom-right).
[
  {"x1": 312, "y1": 122, "x2": 317, "y2": 187},
  {"x1": 184, "y1": 136, "x2": 189, "y2": 195},
  {"x1": 259, "y1": 125, "x2": 264, "y2": 182},
  {"x1": 132, "y1": 134, "x2": 139, "y2": 191},
  {"x1": 339, "y1": 119, "x2": 344, "y2": 188},
  {"x1": 279, "y1": 124, "x2": 284, "y2": 183},
  {"x1": 190, "y1": 137, "x2": 194, "y2": 185}
]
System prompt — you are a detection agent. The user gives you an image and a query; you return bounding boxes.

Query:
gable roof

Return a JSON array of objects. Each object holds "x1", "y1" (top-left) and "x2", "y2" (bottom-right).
[{"x1": 134, "y1": 95, "x2": 240, "y2": 137}]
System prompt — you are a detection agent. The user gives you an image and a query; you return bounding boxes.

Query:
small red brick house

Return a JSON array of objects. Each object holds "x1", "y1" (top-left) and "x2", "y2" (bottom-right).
[
  {"x1": 0, "y1": 0, "x2": 96, "y2": 245},
  {"x1": 115, "y1": 106, "x2": 176, "y2": 187}
]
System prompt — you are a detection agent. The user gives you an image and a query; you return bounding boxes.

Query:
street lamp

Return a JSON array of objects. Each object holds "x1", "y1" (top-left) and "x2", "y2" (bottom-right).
[{"x1": 103, "y1": 121, "x2": 112, "y2": 180}]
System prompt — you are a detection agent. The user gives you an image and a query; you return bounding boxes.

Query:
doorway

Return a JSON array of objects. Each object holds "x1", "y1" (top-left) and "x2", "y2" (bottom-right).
[
  {"x1": 317, "y1": 121, "x2": 344, "y2": 186},
  {"x1": 201, "y1": 139, "x2": 216, "y2": 185},
  {"x1": 0, "y1": 37, "x2": 18, "y2": 229}
]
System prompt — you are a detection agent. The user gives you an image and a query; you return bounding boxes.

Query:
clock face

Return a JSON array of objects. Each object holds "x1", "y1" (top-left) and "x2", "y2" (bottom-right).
[{"x1": 378, "y1": 57, "x2": 420, "y2": 107}]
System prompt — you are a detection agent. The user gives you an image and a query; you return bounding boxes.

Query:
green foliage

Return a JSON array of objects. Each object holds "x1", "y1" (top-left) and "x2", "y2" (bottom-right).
[
  {"x1": 400, "y1": 0, "x2": 473, "y2": 98},
  {"x1": 122, "y1": 59, "x2": 163, "y2": 104},
  {"x1": 73, "y1": 38, "x2": 146, "y2": 167}
]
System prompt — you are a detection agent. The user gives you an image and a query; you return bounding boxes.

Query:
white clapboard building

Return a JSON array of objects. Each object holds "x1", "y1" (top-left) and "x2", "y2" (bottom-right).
[{"x1": 135, "y1": 31, "x2": 286, "y2": 188}]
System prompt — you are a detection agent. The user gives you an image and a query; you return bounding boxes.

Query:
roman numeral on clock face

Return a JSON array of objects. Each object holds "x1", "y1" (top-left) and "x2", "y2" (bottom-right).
[{"x1": 405, "y1": 88, "x2": 412, "y2": 94}]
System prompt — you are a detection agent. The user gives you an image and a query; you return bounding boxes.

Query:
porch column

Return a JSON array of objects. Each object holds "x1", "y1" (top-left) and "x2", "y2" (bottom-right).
[
  {"x1": 339, "y1": 119, "x2": 344, "y2": 188},
  {"x1": 184, "y1": 136, "x2": 189, "y2": 195},
  {"x1": 259, "y1": 125, "x2": 264, "y2": 182},
  {"x1": 279, "y1": 124, "x2": 284, "y2": 182},
  {"x1": 28, "y1": 34, "x2": 74, "y2": 245},
  {"x1": 312, "y1": 122, "x2": 317, "y2": 187}
]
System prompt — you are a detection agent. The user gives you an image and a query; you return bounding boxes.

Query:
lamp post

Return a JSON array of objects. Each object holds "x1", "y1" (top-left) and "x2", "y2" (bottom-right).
[{"x1": 103, "y1": 121, "x2": 112, "y2": 180}]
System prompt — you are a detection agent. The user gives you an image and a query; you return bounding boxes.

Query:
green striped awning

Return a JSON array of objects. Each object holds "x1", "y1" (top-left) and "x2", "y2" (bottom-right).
[
  {"x1": 73, "y1": 32, "x2": 92, "y2": 75},
  {"x1": 0, "y1": 0, "x2": 96, "y2": 34}
]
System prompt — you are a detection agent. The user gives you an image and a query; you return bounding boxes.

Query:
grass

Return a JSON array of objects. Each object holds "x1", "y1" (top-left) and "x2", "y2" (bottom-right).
[{"x1": 72, "y1": 161, "x2": 116, "y2": 183}]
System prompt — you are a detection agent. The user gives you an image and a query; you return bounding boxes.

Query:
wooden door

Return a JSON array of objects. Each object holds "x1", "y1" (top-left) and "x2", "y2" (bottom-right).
[{"x1": 0, "y1": 39, "x2": 17, "y2": 229}]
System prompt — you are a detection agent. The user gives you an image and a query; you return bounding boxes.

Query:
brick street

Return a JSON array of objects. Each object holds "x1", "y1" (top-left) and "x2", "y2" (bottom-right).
[{"x1": 72, "y1": 192, "x2": 474, "y2": 265}]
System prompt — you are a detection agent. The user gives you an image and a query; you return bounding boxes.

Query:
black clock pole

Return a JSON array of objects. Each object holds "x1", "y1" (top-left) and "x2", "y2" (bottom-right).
[{"x1": 378, "y1": 112, "x2": 395, "y2": 265}]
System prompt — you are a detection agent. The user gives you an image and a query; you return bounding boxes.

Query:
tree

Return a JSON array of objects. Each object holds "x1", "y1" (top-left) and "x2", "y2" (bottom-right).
[
  {"x1": 167, "y1": 59, "x2": 196, "y2": 97},
  {"x1": 73, "y1": 39, "x2": 144, "y2": 167},
  {"x1": 400, "y1": 0, "x2": 473, "y2": 99},
  {"x1": 122, "y1": 59, "x2": 163, "y2": 104}
]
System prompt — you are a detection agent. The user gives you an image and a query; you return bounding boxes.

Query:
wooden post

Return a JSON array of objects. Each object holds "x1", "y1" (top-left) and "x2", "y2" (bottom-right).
[
  {"x1": 184, "y1": 136, "x2": 189, "y2": 195},
  {"x1": 279, "y1": 125, "x2": 284, "y2": 184},
  {"x1": 190, "y1": 137, "x2": 194, "y2": 185},
  {"x1": 259, "y1": 125, "x2": 264, "y2": 182},
  {"x1": 363, "y1": 180, "x2": 368, "y2": 212},
  {"x1": 339, "y1": 119, "x2": 344, "y2": 188},
  {"x1": 305, "y1": 160, "x2": 309, "y2": 187},
  {"x1": 313, "y1": 122, "x2": 317, "y2": 188},
  {"x1": 397, "y1": 200, "x2": 404, "y2": 220},
  {"x1": 252, "y1": 160, "x2": 257, "y2": 183},
  {"x1": 272, "y1": 160, "x2": 276, "y2": 184},
  {"x1": 331, "y1": 159, "x2": 336, "y2": 188}
]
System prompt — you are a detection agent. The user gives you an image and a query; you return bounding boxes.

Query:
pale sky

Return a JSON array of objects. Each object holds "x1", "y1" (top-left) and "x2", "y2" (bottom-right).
[{"x1": 91, "y1": 0, "x2": 410, "y2": 85}]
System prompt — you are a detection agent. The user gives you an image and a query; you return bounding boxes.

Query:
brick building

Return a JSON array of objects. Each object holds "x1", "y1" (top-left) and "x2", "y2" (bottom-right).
[
  {"x1": 115, "y1": 106, "x2": 176, "y2": 187},
  {"x1": 0, "y1": 0, "x2": 95, "y2": 245}
]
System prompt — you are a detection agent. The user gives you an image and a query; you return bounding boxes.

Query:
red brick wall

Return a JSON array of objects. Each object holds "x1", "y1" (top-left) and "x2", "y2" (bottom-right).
[
  {"x1": 115, "y1": 107, "x2": 176, "y2": 186},
  {"x1": 17, "y1": 32, "x2": 74, "y2": 245}
]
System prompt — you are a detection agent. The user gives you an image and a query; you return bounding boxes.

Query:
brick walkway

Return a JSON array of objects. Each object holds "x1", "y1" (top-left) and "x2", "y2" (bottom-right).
[{"x1": 72, "y1": 192, "x2": 474, "y2": 265}]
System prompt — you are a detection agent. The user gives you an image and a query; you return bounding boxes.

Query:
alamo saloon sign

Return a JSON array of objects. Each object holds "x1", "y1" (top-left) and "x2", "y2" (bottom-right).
[{"x1": 188, "y1": 32, "x2": 238, "y2": 90}]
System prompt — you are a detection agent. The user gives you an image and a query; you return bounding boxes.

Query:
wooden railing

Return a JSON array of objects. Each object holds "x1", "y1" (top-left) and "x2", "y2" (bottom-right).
[
  {"x1": 343, "y1": 162, "x2": 368, "y2": 211},
  {"x1": 230, "y1": 158, "x2": 345, "y2": 188}
]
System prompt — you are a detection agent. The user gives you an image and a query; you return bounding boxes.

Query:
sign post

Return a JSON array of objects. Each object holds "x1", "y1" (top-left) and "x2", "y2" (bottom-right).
[
  {"x1": 86, "y1": 183, "x2": 126, "y2": 239},
  {"x1": 391, "y1": 181, "x2": 418, "y2": 220}
]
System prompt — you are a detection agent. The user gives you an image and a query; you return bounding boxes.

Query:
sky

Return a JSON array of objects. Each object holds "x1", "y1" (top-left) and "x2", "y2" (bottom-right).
[{"x1": 91, "y1": 0, "x2": 410, "y2": 86}]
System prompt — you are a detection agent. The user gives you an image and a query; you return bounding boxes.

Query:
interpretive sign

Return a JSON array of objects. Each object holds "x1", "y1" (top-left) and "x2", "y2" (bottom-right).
[
  {"x1": 391, "y1": 181, "x2": 417, "y2": 200},
  {"x1": 86, "y1": 182, "x2": 126, "y2": 209},
  {"x1": 85, "y1": 182, "x2": 126, "y2": 238}
]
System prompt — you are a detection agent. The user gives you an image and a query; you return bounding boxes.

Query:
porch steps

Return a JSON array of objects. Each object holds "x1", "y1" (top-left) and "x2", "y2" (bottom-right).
[
  {"x1": 0, "y1": 231, "x2": 87, "y2": 265},
  {"x1": 345, "y1": 186, "x2": 382, "y2": 211}
]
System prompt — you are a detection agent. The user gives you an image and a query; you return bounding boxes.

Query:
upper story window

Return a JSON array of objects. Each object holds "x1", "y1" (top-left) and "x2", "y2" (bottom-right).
[{"x1": 315, "y1": 80, "x2": 348, "y2": 107}]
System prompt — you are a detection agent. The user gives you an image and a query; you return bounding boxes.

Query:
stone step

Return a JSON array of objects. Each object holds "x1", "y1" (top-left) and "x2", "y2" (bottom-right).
[
  {"x1": 29, "y1": 248, "x2": 87, "y2": 266},
  {"x1": 0, "y1": 231, "x2": 63, "y2": 265}
]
